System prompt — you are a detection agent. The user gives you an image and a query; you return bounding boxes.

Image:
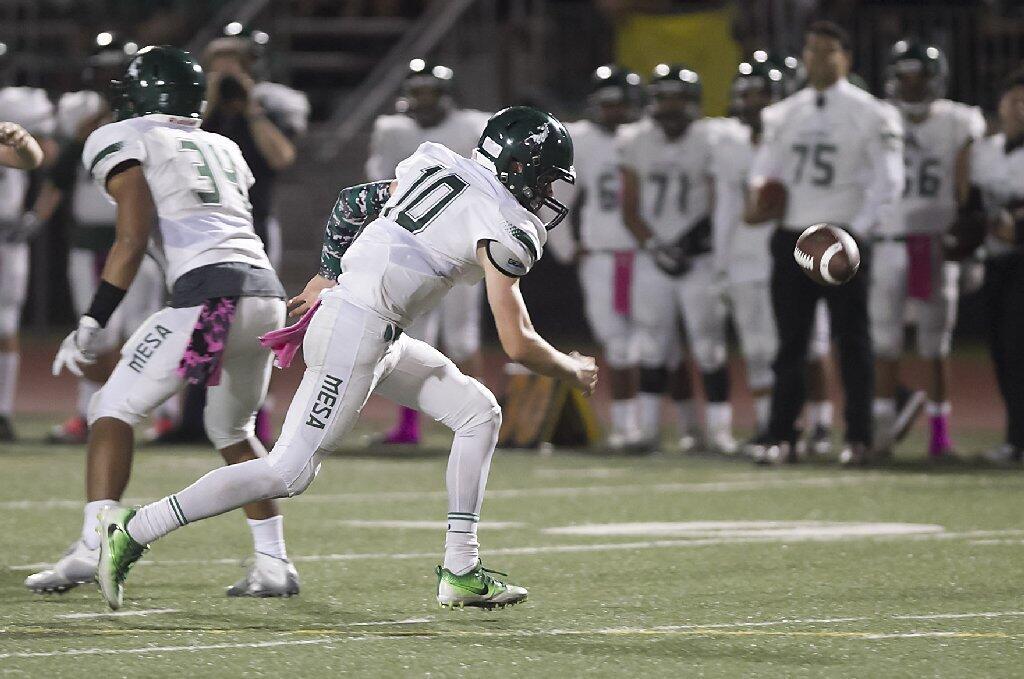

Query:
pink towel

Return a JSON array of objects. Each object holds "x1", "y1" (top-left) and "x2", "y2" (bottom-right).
[
  {"x1": 613, "y1": 251, "x2": 634, "y2": 316},
  {"x1": 259, "y1": 300, "x2": 321, "y2": 369},
  {"x1": 906, "y1": 234, "x2": 934, "y2": 300}
]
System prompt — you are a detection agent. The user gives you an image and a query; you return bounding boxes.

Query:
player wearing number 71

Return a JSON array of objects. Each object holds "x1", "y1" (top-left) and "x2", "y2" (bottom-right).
[{"x1": 93, "y1": 105, "x2": 597, "y2": 611}]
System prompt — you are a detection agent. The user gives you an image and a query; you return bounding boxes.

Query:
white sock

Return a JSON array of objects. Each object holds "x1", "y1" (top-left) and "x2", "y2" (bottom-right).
[
  {"x1": 248, "y1": 515, "x2": 287, "y2": 560},
  {"x1": 675, "y1": 399, "x2": 697, "y2": 434},
  {"x1": 706, "y1": 402, "x2": 732, "y2": 438},
  {"x1": 610, "y1": 398, "x2": 637, "y2": 436},
  {"x1": 81, "y1": 499, "x2": 120, "y2": 550},
  {"x1": 637, "y1": 393, "x2": 661, "y2": 439},
  {"x1": 0, "y1": 351, "x2": 19, "y2": 416},
  {"x1": 754, "y1": 396, "x2": 771, "y2": 432},
  {"x1": 926, "y1": 401, "x2": 951, "y2": 417},
  {"x1": 77, "y1": 379, "x2": 101, "y2": 418},
  {"x1": 808, "y1": 401, "x2": 833, "y2": 428},
  {"x1": 444, "y1": 515, "x2": 479, "y2": 575},
  {"x1": 129, "y1": 457, "x2": 288, "y2": 545}
]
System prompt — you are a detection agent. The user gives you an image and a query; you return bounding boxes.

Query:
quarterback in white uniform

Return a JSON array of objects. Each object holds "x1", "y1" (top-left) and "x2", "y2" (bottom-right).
[
  {"x1": 870, "y1": 40, "x2": 986, "y2": 458},
  {"x1": 31, "y1": 47, "x2": 298, "y2": 598},
  {"x1": 620, "y1": 64, "x2": 735, "y2": 453},
  {"x1": 35, "y1": 34, "x2": 173, "y2": 444},
  {"x1": 0, "y1": 85, "x2": 53, "y2": 441},
  {"x1": 97, "y1": 107, "x2": 596, "y2": 612},
  {"x1": 366, "y1": 59, "x2": 491, "y2": 445},
  {"x1": 562, "y1": 65, "x2": 643, "y2": 447}
]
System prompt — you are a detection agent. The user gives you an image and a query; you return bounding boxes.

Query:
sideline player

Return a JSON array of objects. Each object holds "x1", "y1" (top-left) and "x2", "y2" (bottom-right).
[
  {"x1": 0, "y1": 79, "x2": 54, "y2": 441},
  {"x1": 94, "y1": 106, "x2": 596, "y2": 611},
  {"x1": 36, "y1": 33, "x2": 175, "y2": 444},
  {"x1": 870, "y1": 40, "x2": 985, "y2": 458},
  {"x1": 562, "y1": 65, "x2": 643, "y2": 447},
  {"x1": 620, "y1": 64, "x2": 736, "y2": 454},
  {"x1": 366, "y1": 59, "x2": 490, "y2": 445},
  {"x1": 30, "y1": 46, "x2": 298, "y2": 598}
]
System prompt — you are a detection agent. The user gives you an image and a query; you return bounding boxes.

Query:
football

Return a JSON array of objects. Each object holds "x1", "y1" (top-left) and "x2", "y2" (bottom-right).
[{"x1": 794, "y1": 223, "x2": 861, "y2": 285}]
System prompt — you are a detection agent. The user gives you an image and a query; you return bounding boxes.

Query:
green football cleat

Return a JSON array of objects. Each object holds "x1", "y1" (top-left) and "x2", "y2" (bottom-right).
[
  {"x1": 435, "y1": 563, "x2": 528, "y2": 610},
  {"x1": 96, "y1": 507, "x2": 147, "y2": 610}
]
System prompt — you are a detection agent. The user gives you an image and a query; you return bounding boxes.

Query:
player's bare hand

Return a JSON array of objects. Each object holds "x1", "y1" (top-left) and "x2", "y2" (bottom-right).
[
  {"x1": 569, "y1": 350, "x2": 599, "y2": 396},
  {"x1": 288, "y1": 274, "x2": 336, "y2": 317},
  {"x1": 0, "y1": 122, "x2": 29, "y2": 149}
]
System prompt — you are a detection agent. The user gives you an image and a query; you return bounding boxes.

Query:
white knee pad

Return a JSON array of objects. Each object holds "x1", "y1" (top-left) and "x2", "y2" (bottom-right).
[
  {"x1": 87, "y1": 382, "x2": 146, "y2": 427},
  {"x1": 455, "y1": 382, "x2": 502, "y2": 436},
  {"x1": 266, "y1": 442, "x2": 326, "y2": 497},
  {"x1": 746, "y1": 355, "x2": 774, "y2": 392},
  {"x1": 692, "y1": 338, "x2": 727, "y2": 374},
  {"x1": 204, "y1": 410, "x2": 257, "y2": 450},
  {"x1": 0, "y1": 307, "x2": 18, "y2": 337},
  {"x1": 871, "y1": 321, "x2": 903, "y2": 360},
  {"x1": 604, "y1": 333, "x2": 636, "y2": 369},
  {"x1": 916, "y1": 324, "x2": 952, "y2": 360},
  {"x1": 634, "y1": 325, "x2": 674, "y2": 369}
]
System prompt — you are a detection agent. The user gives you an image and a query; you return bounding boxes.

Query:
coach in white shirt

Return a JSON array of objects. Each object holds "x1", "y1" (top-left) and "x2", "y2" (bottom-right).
[{"x1": 747, "y1": 21, "x2": 904, "y2": 464}]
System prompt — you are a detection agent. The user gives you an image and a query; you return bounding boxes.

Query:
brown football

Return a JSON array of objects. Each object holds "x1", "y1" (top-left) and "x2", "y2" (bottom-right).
[
  {"x1": 794, "y1": 223, "x2": 861, "y2": 286},
  {"x1": 745, "y1": 179, "x2": 788, "y2": 223}
]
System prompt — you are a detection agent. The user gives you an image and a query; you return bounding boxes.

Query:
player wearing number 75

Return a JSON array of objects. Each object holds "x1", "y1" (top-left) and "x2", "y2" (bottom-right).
[
  {"x1": 44, "y1": 46, "x2": 303, "y2": 600},
  {"x1": 94, "y1": 106, "x2": 596, "y2": 612}
]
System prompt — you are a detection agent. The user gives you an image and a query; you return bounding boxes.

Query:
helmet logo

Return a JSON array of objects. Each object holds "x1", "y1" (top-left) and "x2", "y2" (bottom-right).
[{"x1": 524, "y1": 126, "x2": 549, "y2": 148}]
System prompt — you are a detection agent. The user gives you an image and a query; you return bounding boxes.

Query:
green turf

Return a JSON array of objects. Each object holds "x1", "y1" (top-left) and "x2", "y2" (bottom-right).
[{"x1": 1, "y1": 425, "x2": 1022, "y2": 677}]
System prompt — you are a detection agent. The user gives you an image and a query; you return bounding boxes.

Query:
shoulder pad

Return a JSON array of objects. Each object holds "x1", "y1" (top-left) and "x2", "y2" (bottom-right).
[
  {"x1": 484, "y1": 239, "x2": 531, "y2": 277},
  {"x1": 57, "y1": 91, "x2": 105, "y2": 138}
]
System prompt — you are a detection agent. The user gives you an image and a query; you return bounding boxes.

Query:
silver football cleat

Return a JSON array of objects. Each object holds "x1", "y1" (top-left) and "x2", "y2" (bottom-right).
[
  {"x1": 24, "y1": 539, "x2": 98, "y2": 594},
  {"x1": 226, "y1": 552, "x2": 301, "y2": 597}
]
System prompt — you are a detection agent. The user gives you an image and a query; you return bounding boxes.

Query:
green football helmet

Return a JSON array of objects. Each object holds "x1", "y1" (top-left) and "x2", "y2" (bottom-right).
[
  {"x1": 885, "y1": 39, "x2": 948, "y2": 115},
  {"x1": 730, "y1": 52, "x2": 797, "y2": 127},
  {"x1": 111, "y1": 45, "x2": 206, "y2": 122},
  {"x1": 647, "y1": 63, "x2": 702, "y2": 131},
  {"x1": 473, "y1": 106, "x2": 576, "y2": 229}
]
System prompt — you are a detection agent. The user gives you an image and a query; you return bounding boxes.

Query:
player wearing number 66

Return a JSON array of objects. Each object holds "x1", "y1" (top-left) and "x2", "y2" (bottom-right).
[
  {"x1": 94, "y1": 106, "x2": 597, "y2": 612},
  {"x1": 745, "y1": 21, "x2": 905, "y2": 466},
  {"x1": 42, "y1": 46, "x2": 302, "y2": 600}
]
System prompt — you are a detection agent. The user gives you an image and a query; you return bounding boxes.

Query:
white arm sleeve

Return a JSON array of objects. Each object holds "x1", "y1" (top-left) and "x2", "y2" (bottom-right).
[{"x1": 850, "y1": 105, "x2": 905, "y2": 236}]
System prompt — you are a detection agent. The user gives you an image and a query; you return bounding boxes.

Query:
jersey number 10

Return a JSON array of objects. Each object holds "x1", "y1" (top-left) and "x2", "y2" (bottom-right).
[{"x1": 383, "y1": 165, "x2": 469, "y2": 233}]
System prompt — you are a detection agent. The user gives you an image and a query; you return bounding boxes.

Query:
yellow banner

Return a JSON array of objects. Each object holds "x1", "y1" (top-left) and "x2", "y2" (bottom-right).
[{"x1": 616, "y1": 6, "x2": 742, "y2": 117}]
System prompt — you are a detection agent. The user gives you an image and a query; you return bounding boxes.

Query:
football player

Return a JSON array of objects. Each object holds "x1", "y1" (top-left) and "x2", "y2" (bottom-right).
[
  {"x1": 716, "y1": 53, "x2": 836, "y2": 449},
  {"x1": 365, "y1": 59, "x2": 490, "y2": 445},
  {"x1": 0, "y1": 54, "x2": 54, "y2": 441},
  {"x1": 35, "y1": 33, "x2": 176, "y2": 445},
  {"x1": 561, "y1": 65, "x2": 643, "y2": 448},
  {"x1": 619, "y1": 64, "x2": 735, "y2": 454},
  {"x1": 870, "y1": 40, "x2": 985, "y2": 458},
  {"x1": 93, "y1": 107, "x2": 595, "y2": 612},
  {"x1": 31, "y1": 47, "x2": 299, "y2": 598}
]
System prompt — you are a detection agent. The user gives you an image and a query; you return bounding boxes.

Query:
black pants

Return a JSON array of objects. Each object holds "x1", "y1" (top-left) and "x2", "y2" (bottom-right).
[
  {"x1": 767, "y1": 229, "x2": 874, "y2": 445},
  {"x1": 983, "y1": 253, "x2": 1024, "y2": 448}
]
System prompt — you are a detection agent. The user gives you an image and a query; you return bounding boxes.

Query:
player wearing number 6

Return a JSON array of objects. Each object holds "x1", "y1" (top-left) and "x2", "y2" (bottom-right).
[
  {"x1": 41, "y1": 46, "x2": 301, "y2": 599},
  {"x1": 92, "y1": 106, "x2": 596, "y2": 611}
]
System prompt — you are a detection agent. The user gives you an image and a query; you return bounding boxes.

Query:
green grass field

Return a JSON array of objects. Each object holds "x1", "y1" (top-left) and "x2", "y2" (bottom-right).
[{"x1": 2, "y1": 422, "x2": 1023, "y2": 677}]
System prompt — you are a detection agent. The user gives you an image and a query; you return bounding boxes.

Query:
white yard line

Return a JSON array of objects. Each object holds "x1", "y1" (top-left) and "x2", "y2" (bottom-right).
[
  {"x1": 11, "y1": 528, "x2": 1024, "y2": 572},
  {"x1": 0, "y1": 638, "x2": 340, "y2": 660},
  {"x1": 56, "y1": 608, "x2": 179, "y2": 620},
  {"x1": 893, "y1": 611, "x2": 1024, "y2": 621}
]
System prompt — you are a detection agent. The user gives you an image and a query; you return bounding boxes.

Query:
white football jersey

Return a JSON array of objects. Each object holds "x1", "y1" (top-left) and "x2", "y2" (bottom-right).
[
  {"x1": 57, "y1": 90, "x2": 116, "y2": 226},
  {"x1": 753, "y1": 79, "x2": 904, "y2": 237},
  {"x1": 366, "y1": 108, "x2": 490, "y2": 181},
  {"x1": 333, "y1": 142, "x2": 546, "y2": 326},
  {"x1": 892, "y1": 99, "x2": 986, "y2": 235},
  {"x1": 616, "y1": 117, "x2": 714, "y2": 243},
  {"x1": 563, "y1": 120, "x2": 634, "y2": 251},
  {"x1": 0, "y1": 86, "x2": 54, "y2": 222},
  {"x1": 83, "y1": 114, "x2": 269, "y2": 286},
  {"x1": 710, "y1": 117, "x2": 771, "y2": 284},
  {"x1": 970, "y1": 132, "x2": 1024, "y2": 257}
]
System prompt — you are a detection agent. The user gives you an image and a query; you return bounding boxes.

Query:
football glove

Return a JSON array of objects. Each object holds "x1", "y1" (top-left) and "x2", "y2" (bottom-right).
[
  {"x1": 52, "y1": 316, "x2": 102, "y2": 377},
  {"x1": 651, "y1": 241, "x2": 691, "y2": 277}
]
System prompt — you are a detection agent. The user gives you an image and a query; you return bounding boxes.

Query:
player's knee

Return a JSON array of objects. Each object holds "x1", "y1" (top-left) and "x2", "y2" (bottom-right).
[
  {"x1": 693, "y1": 340, "x2": 726, "y2": 373},
  {"x1": 266, "y1": 444, "x2": 323, "y2": 497},
  {"x1": 86, "y1": 385, "x2": 144, "y2": 427},
  {"x1": 917, "y1": 329, "x2": 951, "y2": 360},
  {"x1": 604, "y1": 335, "x2": 635, "y2": 369},
  {"x1": 204, "y1": 412, "x2": 255, "y2": 451},
  {"x1": 458, "y1": 383, "x2": 502, "y2": 437},
  {"x1": 0, "y1": 307, "x2": 19, "y2": 338},
  {"x1": 871, "y1": 324, "x2": 901, "y2": 360},
  {"x1": 746, "y1": 357, "x2": 774, "y2": 392},
  {"x1": 634, "y1": 328, "x2": 671, "y2": 369}
]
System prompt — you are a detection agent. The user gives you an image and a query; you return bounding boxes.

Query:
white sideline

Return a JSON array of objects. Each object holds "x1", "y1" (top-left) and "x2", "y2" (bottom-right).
[{"x1": 4, "y1": 611, "x2": 1024, "y2": 660}]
